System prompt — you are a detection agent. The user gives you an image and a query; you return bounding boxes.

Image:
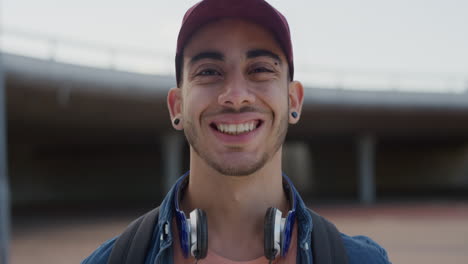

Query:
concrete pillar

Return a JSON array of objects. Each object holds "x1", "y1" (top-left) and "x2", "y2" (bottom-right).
[
  {"x1": 0, "y1": 50, "x2": 11, "y2": 263},
  {"x1": 282, "y1": 142, "x2": 313, "y2": 195},
  {"x1": 162, "y1": 133, "x2": 184, "y2": 192},
  {"x1": 357, "y1": 134, "x2": 376, "y2": 205}
]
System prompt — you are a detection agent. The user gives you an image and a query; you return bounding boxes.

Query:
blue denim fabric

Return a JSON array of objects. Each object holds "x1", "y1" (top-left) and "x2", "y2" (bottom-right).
[{"x1": 82, "y1": 172, "x2": 391, "y2": 264}]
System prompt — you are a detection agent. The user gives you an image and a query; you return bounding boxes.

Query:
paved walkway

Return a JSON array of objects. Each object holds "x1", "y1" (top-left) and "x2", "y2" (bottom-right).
[
  {"x1": 314, "y1": 202, "x2": 468, "y2": 264},
  {"x1": 10, "y1": 202, "x2": 468, "y2": 264}
]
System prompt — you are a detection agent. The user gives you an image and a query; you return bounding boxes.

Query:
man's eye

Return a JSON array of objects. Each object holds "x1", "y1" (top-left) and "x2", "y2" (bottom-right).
[
  {"x1": 197, "y1": 69, "x2": 221, "y2": 76},
  {"x1": 250, "y1": 67, "x2": 273, "y2": 74}
]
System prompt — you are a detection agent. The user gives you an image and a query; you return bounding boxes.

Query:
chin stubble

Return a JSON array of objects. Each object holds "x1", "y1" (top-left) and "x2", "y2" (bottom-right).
[{"x1": 184, "y1": 109, "x2": 289, "y2": 177}]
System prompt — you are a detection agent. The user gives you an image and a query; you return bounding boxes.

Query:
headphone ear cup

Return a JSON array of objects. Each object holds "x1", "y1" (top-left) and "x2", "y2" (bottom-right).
[
  {"x1": 195, "y1": 209, "x2": 208, "y2": 259},
  {"x1": 264, "y1": 207, "x2": 277, "y2": 260}
]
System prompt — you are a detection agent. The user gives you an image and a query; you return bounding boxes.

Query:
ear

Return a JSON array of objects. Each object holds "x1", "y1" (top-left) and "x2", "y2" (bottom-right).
[
  {"x1": 167, "y1": 87, "x2": 183, "y2": 130},
  {"x1": 288, "y1": 81, "x2": 304, "y2": 124}
]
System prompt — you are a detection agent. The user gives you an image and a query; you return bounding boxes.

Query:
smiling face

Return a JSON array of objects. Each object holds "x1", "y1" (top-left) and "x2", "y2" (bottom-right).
[{"x1": 168, "y1": 19, "x2": 304, "y2": 176}]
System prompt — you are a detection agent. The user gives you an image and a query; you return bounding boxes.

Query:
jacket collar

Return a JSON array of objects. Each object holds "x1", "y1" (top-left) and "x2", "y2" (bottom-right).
[{"x1": 156, "y1": 171, "x2": 313, "y2": 249}]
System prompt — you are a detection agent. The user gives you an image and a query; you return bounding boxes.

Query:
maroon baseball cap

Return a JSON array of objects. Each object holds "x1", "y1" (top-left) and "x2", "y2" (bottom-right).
[{"x1": 175, "y1": 0, "x2": 294, "y2": 86}]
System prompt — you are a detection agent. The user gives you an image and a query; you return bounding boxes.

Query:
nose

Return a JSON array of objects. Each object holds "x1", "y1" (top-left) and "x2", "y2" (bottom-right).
[{"x1": 217, "y1": 75, "x2": 255, "y2": 108}]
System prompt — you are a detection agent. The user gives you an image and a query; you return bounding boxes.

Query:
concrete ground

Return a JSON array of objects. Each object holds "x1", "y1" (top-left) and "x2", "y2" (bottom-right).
[{"x1": 10, "y1": 201, "x2": 468, "y2": 264}]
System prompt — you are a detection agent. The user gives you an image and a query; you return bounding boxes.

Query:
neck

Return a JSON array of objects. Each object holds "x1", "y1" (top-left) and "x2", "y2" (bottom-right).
[{"x1": 180, "y1": 148, "x2": 289, "y2": 261}]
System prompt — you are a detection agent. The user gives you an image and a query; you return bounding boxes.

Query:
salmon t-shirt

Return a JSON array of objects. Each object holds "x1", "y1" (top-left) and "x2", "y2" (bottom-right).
[{"x1": 172, "y1": 218, "x2": 298, "y2": 264}]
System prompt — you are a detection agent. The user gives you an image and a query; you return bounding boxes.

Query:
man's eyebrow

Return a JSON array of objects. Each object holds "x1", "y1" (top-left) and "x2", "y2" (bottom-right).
[
  {"x1": 246, "y1": 49, "x2": 282, "y2": 64},
  {"x1": 189, "y1": 51, "x2": 224, "y2": 65}
]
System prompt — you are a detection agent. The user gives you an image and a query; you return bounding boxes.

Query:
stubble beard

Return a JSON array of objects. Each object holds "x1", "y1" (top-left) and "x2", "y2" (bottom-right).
[{"x1": 184, "y1": 109, "x2": 289, "y2": 177}]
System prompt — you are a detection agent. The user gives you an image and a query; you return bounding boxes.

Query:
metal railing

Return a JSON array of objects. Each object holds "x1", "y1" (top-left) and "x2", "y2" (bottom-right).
[
  {"x1": 1, "y1": 27, "x2": 467, "y2": 93},
  {"x1": 1, "y1": 27, "x2": 173, "y2": 74},
  {"x1": 295, "y1": 66, "x2": 468, "y2": 93}
]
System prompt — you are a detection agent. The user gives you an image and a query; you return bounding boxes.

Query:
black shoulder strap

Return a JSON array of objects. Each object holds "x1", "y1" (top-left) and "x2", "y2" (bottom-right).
[
  {"x1": 107, "y1": 207, "x2": 160, "y2": 264},
  {"x1": 308, "y1": 208, "x2": 349, "y2": 264}
]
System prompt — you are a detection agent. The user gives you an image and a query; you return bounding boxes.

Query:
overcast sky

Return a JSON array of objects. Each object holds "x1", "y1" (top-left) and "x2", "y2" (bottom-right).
[{"x1": 2, "y1": 0, "x2": 468, "y2": 90}]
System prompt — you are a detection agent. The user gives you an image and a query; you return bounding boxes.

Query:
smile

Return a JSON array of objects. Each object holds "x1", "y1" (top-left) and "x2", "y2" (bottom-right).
[{"x1": 211, "y1": 120, "x2": 261, "y2": 135}]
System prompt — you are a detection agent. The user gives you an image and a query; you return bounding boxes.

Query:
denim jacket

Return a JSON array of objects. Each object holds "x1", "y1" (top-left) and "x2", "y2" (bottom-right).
[{"x1": 82, "y1": 172, "x2": 391, "y2": 264}]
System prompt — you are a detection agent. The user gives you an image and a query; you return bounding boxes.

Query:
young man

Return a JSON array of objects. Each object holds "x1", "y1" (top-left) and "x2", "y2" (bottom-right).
[{"x1": 82, "y1": 0, "x2": 391, "y2": 263}]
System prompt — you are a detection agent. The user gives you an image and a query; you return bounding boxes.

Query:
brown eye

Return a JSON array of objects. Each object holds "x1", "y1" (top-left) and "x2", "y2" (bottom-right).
[
  {"x1": 197, "y1": 69, "x2": 221, "y2": 76},
  {"x1": 250, "y1": 67, "x2": 273, "y2": 74}
]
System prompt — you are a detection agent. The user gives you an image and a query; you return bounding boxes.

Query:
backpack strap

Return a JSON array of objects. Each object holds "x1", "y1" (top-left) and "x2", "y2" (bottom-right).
[
  {"x1": 107, "y1": 207, "x2": 160, "y2": 264},
  {"x1": 308, "y1": 208, "x2": 349, "y2": 264}
]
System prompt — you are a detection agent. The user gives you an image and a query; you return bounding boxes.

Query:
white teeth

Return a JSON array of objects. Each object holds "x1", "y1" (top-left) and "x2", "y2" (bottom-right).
[
  {"x1": 237, "y1": 124, "x2": 244, "y2": 133},
  {"x1": 228, "y1": 124, "x2": 236, "y2": 133},
  {"x1": 216, "y1": 121, "x2": 257, "y2": 135}
]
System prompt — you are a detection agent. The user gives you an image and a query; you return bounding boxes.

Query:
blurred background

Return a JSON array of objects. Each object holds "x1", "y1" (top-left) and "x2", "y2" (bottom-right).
[{"x1": 1, "y1": 0, "x2": 468, "y2": 263}]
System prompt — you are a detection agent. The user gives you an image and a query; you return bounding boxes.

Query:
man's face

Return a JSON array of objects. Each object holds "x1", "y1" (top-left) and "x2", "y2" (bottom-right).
[{"x1": 171, "y1": 19, "x2": 299, "y2": 176}]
